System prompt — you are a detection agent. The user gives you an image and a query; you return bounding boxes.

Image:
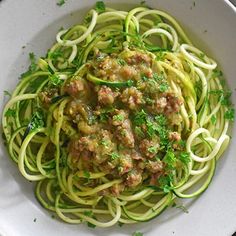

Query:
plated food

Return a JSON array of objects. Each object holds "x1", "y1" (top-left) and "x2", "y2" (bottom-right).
[{"x1": 2, "y1": 1, "x2": 234, "y2": 228}]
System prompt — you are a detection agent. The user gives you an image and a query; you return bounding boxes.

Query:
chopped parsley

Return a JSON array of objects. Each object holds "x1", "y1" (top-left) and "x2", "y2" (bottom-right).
[
  {"x1": 159, "y1": 82, "x2": 169, "y2": 92},
  {"x1": 110, "y1": 152, "x2": 120, "y2": 160},
  {"x1": 132, "y1": 232, "x2": 143, "y2": 236},
  {"x1": 224, "y1": 108, "x2": 235, "y2": 121},
  {"x1": 83, "y1": 170, "x2": 91, "y2": 179},
  {"x1": 95, "y1": 1, "x2": 106, "y2": 13},
  {"x1": 5, "y1": 108, "x2": 16, "y2": 118},
  {"x1": 3, "y1": 90, "x2": 11, "y2": 97},
  {"x1": 212, "y1": 69, "x2": 223, "y2": 79},
  {"x1": 211, "y1": 115, "x2": 217, "y2": 124},
  {"x1": 100, "y1": 139, "x2": 110, "y2": 148},
  {"x1": 147, "y1": 146, "x2": 158, "y2": 153},
  {"x1": 49, "y1": 74, "x2": 63, "y2": 86},
  {"x1": 176, "y1": 204, "x2": 189, "y2": 213},
  {"x1": 133, "y1": 109, "x2": 147, "y2": 125},
  {"x1": 179, "y1": 152, "x2": 191, "y2": 165},
  {"x1": 113, "y1": 114, "x2": 125, "y2": 122},
  {"x1": 57, "y1": 0, "x2": 65, "y2": 6},
  {"x1": 48, "y1": 50, "x2": 62, "y2": 60},
  {"x1": 134, "y1": 126, "x2": 145, "y2": 138},
  {"x1": 117, "y1": 58, "x2": 126, "y2": 66},
  {"x1": 20, "y1": 52, "x2": 37, "y2": 79}
]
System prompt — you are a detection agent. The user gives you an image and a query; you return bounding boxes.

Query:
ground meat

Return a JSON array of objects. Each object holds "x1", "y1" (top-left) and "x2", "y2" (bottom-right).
[
  {"x1": 111, "y1": 109, "x2": 128, "y2": 126},
  {"x1": 64, "y1": 79, "x2": 85, "y2": 98},
  {"x1": 150, "y1": 172, "x2": 163, "y2": 185},
  {"x1": 131, "y1": 150, "x2": 144, "y2": 160},
  {"x1": 126, "y1": 52, "x2": 151, "y2": 66},
  {"x1": 66, "y1": 101, "x2": 88, "y2": 120},
  {"x1": 120, "y1": 65, "x2": 137, "y2": 79},
  {"x1": 68, "y1": 137, "x2": 95, "y2": 160},
  {"x1": 97, "y1": 86, "x2": 118, "y2": 106},
  {"x1": 118, "y1": 154, "x2": 133, "y2": 175},
  {"x1": 152, "y1": 93, "x2": 183, "y2": 115},
  {"x1": 110, "y1": 183, "x2": 125, "y2": 196},
  {"x1": 155, "y1": 97, "x2": 167, "y2": 113},
  {"x1": 77, "y1": 121, "x2": 97, "y2": 134},
  {"x1": 120, "y1": 87, "x2": 143, "y2": 110},
  {"x1": 146, "y1": 160, "x2": 164, "y2": 173},
  {"x1": 163, "y1": 93, "x2": 183, "y2": 114},
  {"x1": 126, "y1": 170, "x2": 142, "y2": 187},
  {"x1": 39, "y1": 88, "x2": 59, "y2": 106},
  {"x1": 139, "y1": 139, "x2": 159, "y2": 159},
  {"x1": 168, "y1": 131, "x2": 181, "y2": 142},
  {"x1": 115, "y1": 119, "x2": 135, "y2": 148}
]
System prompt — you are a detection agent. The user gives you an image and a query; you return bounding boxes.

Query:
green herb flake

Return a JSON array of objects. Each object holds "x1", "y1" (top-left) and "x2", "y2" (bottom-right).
[
  {"x1": 133, "y1": 109, "x2": 147, "y2": 126},
  {"x1": 176, "y1": 204, "x2": 189, "y2": 213},
  {"x1": 95, "y1": 1, "x2": 106, "y2": 13},
  {"x1": 117, "y1": 58, "x2": 126, "y2": 66},
  {"x1": 33, "y1": 218, "x2": 37, "y2": 222},
  {"x1": 49, "y1": 74, "x2": 63, "y2": 86},
  {"x1": 211, "y1": 115, "x2": 217, "y2": 125},
  {"x1": 147, "y1": 146, "x2": 158, "y2": 153},
  {"x1": 132, "y1": 232, "x2": 143, "y2": 236},
  {"x1": 179, "y1": 152, "x2": 190, "y2": 165},
  {"x1": 110, "y1": 152, "x2": 120, "y2": 160},
  {"x1": 159, "y1": 82, "x2": 169, "y2": 92},
  {"x1": 48, "y1": 51, "x2": 62, "y2": 60},
  {"x1": 118, "y1": 222, "x2": 124, "y2": 227},
  {"x1": 141, "y1": 75, "x2": 149, "y2": 82},
  {"x1": 57, "y1": 0, "x2": 65, "y2": 6},
  {"x1": 5, "y1": 108, "x2": 16, "y2": 118},
  {"x1": 153, "y1": 73, "x2": 164, "y2": 81},
  {"x1": 4, "y1": 90, "x2": 11, "y2": 97},
  {"x1": 155, "y1": 114, "x2": 166, "y2": 126},
  {"x1": 83, "y1": 170, "x2": 91, "y2": 179},
  {"x1": 113, "y1": 114, "x2": 124, "y2": 122},
  {"x1": 224, "y1": 108, "x2": 235, "y2": 121},
  {"x1": 212, "y1": 69, "x2": 223, "y2": 79},
  {"x1": 20, "y1": 52, "x2": 37, "y2": 79},
  {"x1": 100, "y1": 139, "x2": 110, "y2": 148},
  {"x1": 134, "y1": 126, "x2": 145, "y2": 138},
  {"x1": 84, "y1": 210, "x2": 93, "y2": 217}
]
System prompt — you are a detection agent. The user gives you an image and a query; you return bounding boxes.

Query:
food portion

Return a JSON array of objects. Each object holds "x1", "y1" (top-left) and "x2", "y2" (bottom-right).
[{"x1": 2, "y1": 1, "x2": 234, "y2": 228}]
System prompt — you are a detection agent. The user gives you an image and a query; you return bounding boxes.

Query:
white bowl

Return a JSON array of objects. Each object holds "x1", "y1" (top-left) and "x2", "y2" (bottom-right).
[{"x1": 0, "y1": 0, "x2": 236, "y2": 235}]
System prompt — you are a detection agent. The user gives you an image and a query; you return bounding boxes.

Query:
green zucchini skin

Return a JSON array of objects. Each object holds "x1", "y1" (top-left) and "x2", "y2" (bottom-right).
[{"x1": 87, "y1": 73, "x2": 134, "y2": 88}]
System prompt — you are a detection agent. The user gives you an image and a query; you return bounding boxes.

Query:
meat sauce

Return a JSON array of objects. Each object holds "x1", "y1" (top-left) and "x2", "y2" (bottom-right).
[{"x1": 42, "y1": 50, "x2": 183, "y2": 196}]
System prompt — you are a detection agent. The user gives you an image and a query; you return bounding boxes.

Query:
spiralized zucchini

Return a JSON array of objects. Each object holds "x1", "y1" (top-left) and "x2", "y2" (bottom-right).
[{"x1": 2, "y1": 3, "x2": 233, "y2": 227}]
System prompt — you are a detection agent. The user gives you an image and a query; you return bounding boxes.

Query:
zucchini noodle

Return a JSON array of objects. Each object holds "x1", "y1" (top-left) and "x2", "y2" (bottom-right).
[{"x1": 2, "y1": 3, "x2": 233, "y2": 228}]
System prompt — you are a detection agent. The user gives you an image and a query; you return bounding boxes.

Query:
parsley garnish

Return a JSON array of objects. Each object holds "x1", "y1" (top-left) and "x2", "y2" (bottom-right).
[
  {"x1": 117, "y1": 58, "x2": 126, "y2": 66},
  {"x1": 57, "y1": 0, "x2": 65, "y2": 6},
  {"x1": 212, "y1": 69, "x2": 223, "y2": 79},
  {"x1": 224, "y1": 108, "x2": 235, "y2": 121},
  {"x1": 113, "y1": 114, "x2": 124, "y2": 122},
  {"x1": 133, "y1": 109, "x2": 147, "y2": 125},
  {"x1": 84, "y1": 211, "x2": 96, "y2": 228},
  {"x1": 134, "y1": 126, "x2": 145, "y2": 138},
  {"x1": 4, "y1": 90, "x2": 11, "y2": 97},
  {"x1": 176, "y1": 204, "x2": 189, "y2": 213},
  {"x1": 95, "y1": 1, "x2": 106, "y2": 13},
  {"x1": 110, "y1": 152, "x2": 120, "y2": 160},
  {"x1": 83, "y1": 170, "x2": 91, "y2": 179},
  {"x1": 5, "y1": 108, "x2": 16, "y2": 118},
  {"x1": 20, "y1": 52, "x2": 37, "y2": 79},
  {"x1": 132, "y1": 232, "x2": 143, "y2": 236},
  {"x1": 147, "y1": 146, "x2": 158, "y2": 153},
  {"x1": 211, "y1": 115, "x2": 217, "y2": 124},
  {"x1": 48, "y1": 51, "x2": 62, "y2": 60},
  {"x1": 179, "y1": 152, "x2": 190, "y2": 165},
  {"x1": 49, "y1": 74, "x2": 63, "y2": 86},
  {"x1": 159, "y1": 82, "x2": 169, "y2": 92}
]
